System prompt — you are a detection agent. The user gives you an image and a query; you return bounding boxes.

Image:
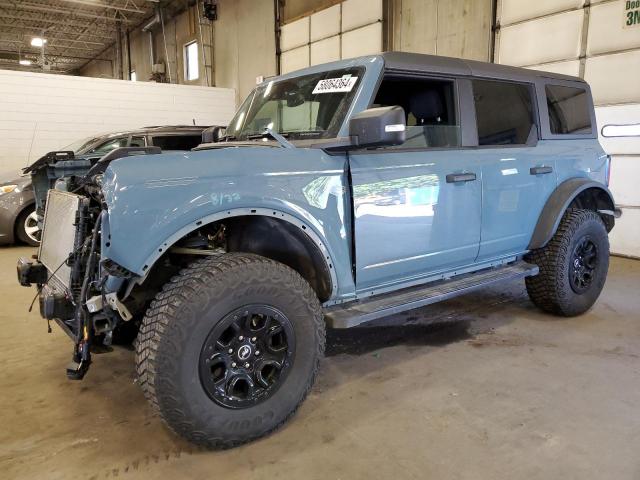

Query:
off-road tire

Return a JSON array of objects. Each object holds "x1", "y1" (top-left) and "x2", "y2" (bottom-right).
[
  {"x1": 135, "y1": 253, "x2": 325, "y2": 448},
  {"x1": 525, "y1": 208, "x2": 609, "y2": 316}
]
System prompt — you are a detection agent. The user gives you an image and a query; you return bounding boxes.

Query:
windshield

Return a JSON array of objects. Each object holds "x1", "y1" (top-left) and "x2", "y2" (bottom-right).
[{"x1": 225, "y1": 67, "x2": 363, "y2": 141}]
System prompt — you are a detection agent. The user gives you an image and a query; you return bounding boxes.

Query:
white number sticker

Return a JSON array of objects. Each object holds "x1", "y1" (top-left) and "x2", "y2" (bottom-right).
[{"x1": 312, "y1": 76, "x2": 359, "y2": 94}]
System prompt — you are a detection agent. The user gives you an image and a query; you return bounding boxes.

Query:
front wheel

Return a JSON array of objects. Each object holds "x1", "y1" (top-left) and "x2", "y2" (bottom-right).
[
  {"x1": 135, "y1": 253, "x2": 325, "y2": 448},
  {"x1": 525, "y1": 208, "x2": 609, "y2": 316},
  {"x1": 16, "y1": 209, "x2": 41, "y2": 246}
]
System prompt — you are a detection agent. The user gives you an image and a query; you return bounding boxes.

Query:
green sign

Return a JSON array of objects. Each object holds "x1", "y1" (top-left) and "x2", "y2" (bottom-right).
[{"x1": 625, "y1": 0, "x2": 640, "y2": 28}]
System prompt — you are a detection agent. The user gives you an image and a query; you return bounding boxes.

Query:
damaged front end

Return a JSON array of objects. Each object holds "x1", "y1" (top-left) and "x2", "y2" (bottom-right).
[
  {"x1": 18, "y1": 148, "x2": 160, "y2": 380},
  {"x1": 18, "y1": 188, "x2": 117, "y2": 379}
]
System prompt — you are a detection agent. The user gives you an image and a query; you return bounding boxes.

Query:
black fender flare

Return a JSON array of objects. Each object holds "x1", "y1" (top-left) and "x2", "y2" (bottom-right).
[{"x1": 528, "y1": 178, "x2": 615, "y2": 250}]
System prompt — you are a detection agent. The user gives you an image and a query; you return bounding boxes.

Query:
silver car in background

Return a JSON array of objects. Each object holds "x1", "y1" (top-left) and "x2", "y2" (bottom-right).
[{"x1": 0, "y1": 170, "x2": 39, "y2": 246}]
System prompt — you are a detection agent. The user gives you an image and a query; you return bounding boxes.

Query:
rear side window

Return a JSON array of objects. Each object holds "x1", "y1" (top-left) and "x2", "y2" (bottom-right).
[
  {"x1": 88, "y1": 136, "x2": 128, "y2": 155},
  {"x1": 545, "y1": 84, "x2": 592, "y2": 134},
  {"x1": 472, "y1": 80, "x2": 535, "y2": 146},
  {"x1": 151, "y1": 135, "x2": 202, "y2": 151},
  {"x1": 130, "y1": 136, "x2": 146, "y2": 147}
]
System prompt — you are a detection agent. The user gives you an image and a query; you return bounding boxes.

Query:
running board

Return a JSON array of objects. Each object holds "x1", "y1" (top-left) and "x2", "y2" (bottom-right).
[{"x1": 325, "y1": 261, "x2": 539, "y2": 329}]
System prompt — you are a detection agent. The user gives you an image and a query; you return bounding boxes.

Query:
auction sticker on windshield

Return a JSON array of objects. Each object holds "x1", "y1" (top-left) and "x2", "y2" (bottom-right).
[{"x1": 312, "y1": 75, "x2": 359, "y2": 94}]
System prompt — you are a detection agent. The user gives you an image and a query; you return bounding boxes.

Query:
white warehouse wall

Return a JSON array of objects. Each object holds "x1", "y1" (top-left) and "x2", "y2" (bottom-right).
[
  {"x1": 496, "y1": 0, "x2": 640, "y2": 258},
  {"x1": 0, "y1": 70, "x2": 236, "y2": 174}
]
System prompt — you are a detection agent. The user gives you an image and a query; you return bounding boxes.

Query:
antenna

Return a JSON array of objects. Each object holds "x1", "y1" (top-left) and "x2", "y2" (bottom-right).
[{"x1": 26, "y1": 122, "x2": 38, "y2": 167}]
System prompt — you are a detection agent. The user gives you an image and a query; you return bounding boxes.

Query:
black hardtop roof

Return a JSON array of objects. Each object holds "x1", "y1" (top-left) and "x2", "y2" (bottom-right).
[{"x1": 380, "y1": 51, "x2": 585, "y2": 84}]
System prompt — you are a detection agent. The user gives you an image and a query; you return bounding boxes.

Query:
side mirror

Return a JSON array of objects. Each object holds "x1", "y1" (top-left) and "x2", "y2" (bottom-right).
[
  {"x1": 202, "y1": 125, "x2": 227, "y2": 143},
  {"x1": 348, "y1": 106, "x2": 406, "y2": 148}
]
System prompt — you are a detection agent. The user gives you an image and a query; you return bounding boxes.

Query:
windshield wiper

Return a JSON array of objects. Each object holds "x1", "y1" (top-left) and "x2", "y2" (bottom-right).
[{"x1": 246, "y1": 129, "x2": 295, "y2": 149}]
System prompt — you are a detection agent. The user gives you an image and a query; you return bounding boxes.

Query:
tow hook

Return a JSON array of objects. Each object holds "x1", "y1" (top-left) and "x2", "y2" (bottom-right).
[
  {"x1": 66, "y1": 344, "x2": 91, "y2": 380},
  {"x1": 66, "y1": 323, "x2": 92, "y2": 380}
]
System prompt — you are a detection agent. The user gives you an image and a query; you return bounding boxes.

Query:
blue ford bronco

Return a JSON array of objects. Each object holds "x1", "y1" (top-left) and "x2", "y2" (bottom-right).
[{"x1": 18, "y1": 52, "x2": 617, "y2": 448}]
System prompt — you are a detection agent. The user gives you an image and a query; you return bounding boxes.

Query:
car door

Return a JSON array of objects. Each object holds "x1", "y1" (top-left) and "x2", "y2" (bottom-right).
[
  {"x1": 349, "y1": 75, "x2": 481, "y2": 293},
  {"x1": 469, "y1": 79, "x2": 557, "y2": 262}
]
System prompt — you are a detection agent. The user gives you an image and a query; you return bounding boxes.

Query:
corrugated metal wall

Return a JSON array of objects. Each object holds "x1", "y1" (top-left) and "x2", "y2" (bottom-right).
[
  {"x1": 390, "y1": 0, "x2": 493, "y2": 61},
  {"x1": 0, "y1": 69, "x2": 235, "y2": 173},
  {"x1": 496, "y1": 0, "x2": 640, "y2": 257},
  {"x1": 279, "y1": 0, "x2": 383, "y2": 74}
]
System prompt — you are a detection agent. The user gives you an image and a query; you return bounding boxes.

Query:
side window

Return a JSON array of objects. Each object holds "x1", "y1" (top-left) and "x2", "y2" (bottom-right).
[
  {"x1": 545, "y1": 84, "x2": 592, "y2": 134},
  {"x1": 372, "y1": 76, "x2": 460, "y2": 149},
  {"x1": 88, "y1": 137, "x2": 128, "y2": 155},
  {"x1": 151, "y1": 135, "x2": 202, "y2": 151},
  {"x1": 129, "y1": 136, "x2": 146, "y2": 147},
  {"x1": 472, "y1": 80, "x2": 536, "y2": 146}
]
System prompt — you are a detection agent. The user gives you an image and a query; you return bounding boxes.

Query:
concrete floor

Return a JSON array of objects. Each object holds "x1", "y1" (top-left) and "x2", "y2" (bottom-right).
[{"x1": 1, "y1": 245, "x2": 639, "y2": 480}]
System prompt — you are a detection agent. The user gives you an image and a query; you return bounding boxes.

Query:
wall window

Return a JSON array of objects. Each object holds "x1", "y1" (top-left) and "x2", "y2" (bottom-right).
[
  {"x1": 601, "y1": 123, "x2": 640, "y2": 137},
  {"x1": 546, "y1": 84, "x2": 592, "y2": 134},
  {"x1": 372, "y1": 76, "x2": 460, "y2": 148},
  {"x1": 185, "y1": 41, "x2": 199, "y2": 81},
  {"x1": 130, "y1": 71, "x2": 137, "y2": 82},
  {"x1": 473, "y1": 80, "x2": 535, "y2": 145}
]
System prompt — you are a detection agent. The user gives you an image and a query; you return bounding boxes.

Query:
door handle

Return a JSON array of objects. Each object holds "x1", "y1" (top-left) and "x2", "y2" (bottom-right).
[
  {"x1": 446, "y1": 172, "x2": 476, "y2": 183},
  {"x1": 530, "y1": 166, "x2": 553, "y2": 175}
]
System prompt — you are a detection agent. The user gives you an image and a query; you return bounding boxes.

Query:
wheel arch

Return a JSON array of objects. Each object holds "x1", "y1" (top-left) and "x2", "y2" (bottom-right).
[
  {"x1": 528, "y1": 178, "x2": 615, "y2": 250},
  {"x1": 139, "y1": 207, "x2": 338, "y2": 302}
]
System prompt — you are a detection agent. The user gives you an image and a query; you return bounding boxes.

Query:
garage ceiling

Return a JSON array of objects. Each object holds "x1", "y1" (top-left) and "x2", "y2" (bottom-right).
[{"x1": 0, "y1": 0, "x2": 159, "y2": 73}]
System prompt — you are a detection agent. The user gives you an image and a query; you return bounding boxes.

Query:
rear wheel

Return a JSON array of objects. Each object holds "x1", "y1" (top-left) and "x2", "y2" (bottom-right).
[
  {"x1": 16, "y1": 209, "x2": 40, "y2": 246},
  {"x1": 135, "y1": 253, "x2": 325, "y2": 448},
  {"x1": 525, "y1": 208, "x2": 609, "y2": 316}
]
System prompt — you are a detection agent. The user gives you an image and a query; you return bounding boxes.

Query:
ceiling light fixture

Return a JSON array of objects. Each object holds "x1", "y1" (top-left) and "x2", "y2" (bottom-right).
[{"x1": 31, "y1": 37, "x2": 47, "y2": 47}]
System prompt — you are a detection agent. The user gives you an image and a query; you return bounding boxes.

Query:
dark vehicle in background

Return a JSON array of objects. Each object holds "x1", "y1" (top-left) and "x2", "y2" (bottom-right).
[
  {"x1": 0, "y1": 125, "x2": 208, "y2": 246},
  {"x1": 63, "y1": 125, "x2": 208, "y2": 157}
]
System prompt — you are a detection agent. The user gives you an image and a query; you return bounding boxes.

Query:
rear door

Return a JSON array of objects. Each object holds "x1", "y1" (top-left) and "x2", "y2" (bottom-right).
[
  {"x1": 349, "y1": 75, "x2": 482, "y2": 293},
  {"x1": 469, "y1": 79, "x2": 557, "y2": 262}
]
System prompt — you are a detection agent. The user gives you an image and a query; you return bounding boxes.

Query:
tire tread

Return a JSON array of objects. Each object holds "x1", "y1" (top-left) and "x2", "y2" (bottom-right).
[
  {"x1": 135, "y1": 252, "x2": 324, "y2": 448},
  {"x1": 525, "y1": 208, "x2": 608, "y2": 316}
]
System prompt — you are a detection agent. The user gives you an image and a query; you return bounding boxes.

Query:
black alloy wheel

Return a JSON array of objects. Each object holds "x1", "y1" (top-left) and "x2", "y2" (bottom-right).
[
  {"x1": 569, "y1": 236, "x2": 598, "y2": 294},
  {"x1": 199, "y1": 305, "x2": 295, "y2": 409}
]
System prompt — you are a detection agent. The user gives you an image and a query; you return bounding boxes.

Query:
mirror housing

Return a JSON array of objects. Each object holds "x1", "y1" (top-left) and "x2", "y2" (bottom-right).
[
  {"x1": 348, "y1": 106, "x2": 406, "y2": 148},
  {"x1": 202, "y1": 125, "x2": 227, "y2": 144}
]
